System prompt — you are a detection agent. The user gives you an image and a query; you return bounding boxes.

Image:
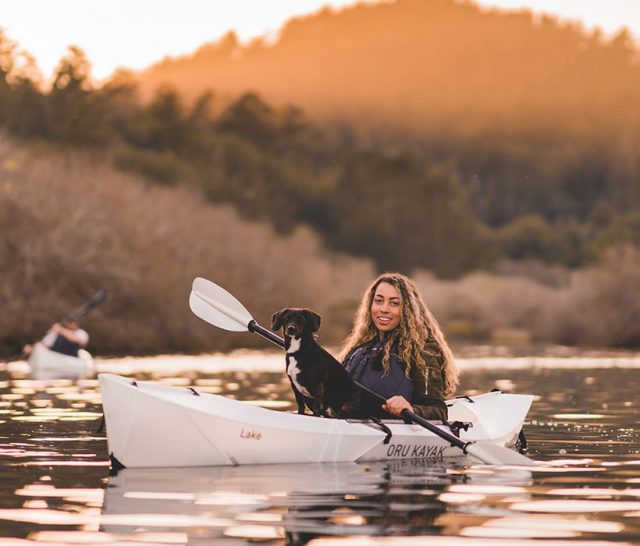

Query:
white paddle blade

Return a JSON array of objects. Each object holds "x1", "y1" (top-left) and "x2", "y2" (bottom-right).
[
  {"x1": 189, "y1": 277, "x2": 254, "y2": 332},
  {"x1": 466, "y1": 442, "x2": 536, "y2": 466}
]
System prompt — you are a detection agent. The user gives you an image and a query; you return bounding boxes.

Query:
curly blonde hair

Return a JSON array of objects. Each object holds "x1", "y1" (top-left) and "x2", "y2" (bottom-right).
[{"x1": 338, "y1": 272, "x2": 459, "y2": 397}]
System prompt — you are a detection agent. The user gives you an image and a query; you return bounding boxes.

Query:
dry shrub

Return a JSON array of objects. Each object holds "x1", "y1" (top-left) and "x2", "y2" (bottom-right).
[
  {"x1": 416, "y1": 249, "x2": 640, "y2": 349},
  {"x1": 414, "y1": 270, "x2": 569, "y2": 344},
  {"x1": 495, "y1": 259, "x2": 571, "y2": 288},
  {"x1": 0, "y1": 136, "x2": 374, "y2": 355},
  {"x1": 565, "y1": 244, "x2": 640, "y2": 347}
]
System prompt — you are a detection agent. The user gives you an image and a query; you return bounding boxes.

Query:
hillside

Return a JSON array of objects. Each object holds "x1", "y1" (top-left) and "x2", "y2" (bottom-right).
[
  {"x1": 3, "y1": 134, "x2": 640, "y2": 353},
  {"x1": 137, "y1": 0, "x2": 640, "y2": 137}
]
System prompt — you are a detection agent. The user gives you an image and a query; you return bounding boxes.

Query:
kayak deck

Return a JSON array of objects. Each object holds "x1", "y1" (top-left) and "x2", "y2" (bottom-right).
[{"x1": 99, "y1": 373, "x2": 533, "y2": 468}]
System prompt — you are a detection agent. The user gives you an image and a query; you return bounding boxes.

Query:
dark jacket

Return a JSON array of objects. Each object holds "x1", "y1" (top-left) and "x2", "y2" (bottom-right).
[
  {"x1": 50, "y1": 334, "x2": 82, "y2": 357},
  {"x1": 343, "y1": 338, "x2": 448, "y2": 421}
]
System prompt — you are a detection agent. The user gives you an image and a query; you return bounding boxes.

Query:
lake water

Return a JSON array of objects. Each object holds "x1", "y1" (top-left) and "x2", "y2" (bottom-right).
[{"x1": 1, "y1": 350, "x2": 639, "y2": 545}]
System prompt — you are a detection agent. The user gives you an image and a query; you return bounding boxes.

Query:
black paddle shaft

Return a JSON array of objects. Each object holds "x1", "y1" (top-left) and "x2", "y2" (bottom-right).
[
  {"x1": 67, "y1": 289, "x2": 110, "y2": 321},
  {"x1": 248, "y1": 320, "x2": 285, "y2": 347},
  {"x1": 246, "y1": 319, "x2": 470, "y2": 451}
]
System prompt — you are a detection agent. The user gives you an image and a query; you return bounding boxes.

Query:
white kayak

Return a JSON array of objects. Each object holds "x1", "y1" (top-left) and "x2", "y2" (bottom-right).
[
  {"x1": 99, "y1": 373, "x2": 533, "y2": 468},
  {"x1": 29, "y1": 342, "x2": 95, "y2": 380}
]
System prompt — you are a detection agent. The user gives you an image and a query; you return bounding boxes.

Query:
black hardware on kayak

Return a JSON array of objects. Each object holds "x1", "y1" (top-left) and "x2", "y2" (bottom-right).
[
  {"x1": 370, "y1": 417, "x2": 393, "y2": 444},
  {"x1": 250, "y1": 321, "x2": 476, "y2": 452},
  {"x1": 130, "y1": 380, "x2": 138, "y2": 387},
  {"x1": 109, "y1": 453, "x2": 126, "y2": 476},
  {"x1": 96, "y1": 415, "x2": 106, "y2": 434},
  {"x1": 399, "y1": 408, "x2": 474, "y2": 452},
  {"x1": 517, "y1": 429, "x2": 528, "y2": 453},
  {"x1": 444, "y1": 420, "x2": 472, "y2": 438},
  {"x1": 455, "y1": 395, "x2": 476, "y2": 403},
  {"x1": 188, "y1": 387, "x2": 200, "y2": 396},
  {"x1": 360, "y1": 418, "x2": 392, "y2": 444}
]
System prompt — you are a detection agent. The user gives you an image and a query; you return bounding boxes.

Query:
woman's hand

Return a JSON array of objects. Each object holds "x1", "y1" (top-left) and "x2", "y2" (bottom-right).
[{"x1": 382, "y1": 395, "x2": 412, "y2": 417}]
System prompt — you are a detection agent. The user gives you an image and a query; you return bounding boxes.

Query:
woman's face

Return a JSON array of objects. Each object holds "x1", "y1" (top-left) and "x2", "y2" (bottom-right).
[{"x1": 370, "y1": 282, "x2": 402, "y2": 335}]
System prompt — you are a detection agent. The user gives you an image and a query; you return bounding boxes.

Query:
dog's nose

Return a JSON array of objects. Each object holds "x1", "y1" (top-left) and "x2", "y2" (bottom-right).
[{"x1": 286, "y1": 325, "x2": 296, "y2": 335}]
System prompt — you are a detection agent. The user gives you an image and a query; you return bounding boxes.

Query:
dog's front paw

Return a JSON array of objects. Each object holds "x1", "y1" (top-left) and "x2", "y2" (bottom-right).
[{"x1": 324, "y1": 408, "x2": 338, "y2": 419}]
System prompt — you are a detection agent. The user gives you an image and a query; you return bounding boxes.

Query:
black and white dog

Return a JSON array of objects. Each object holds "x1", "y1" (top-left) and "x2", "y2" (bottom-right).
[{"x1": 271, "y1": 308, "x2": 361, "y2": 417}]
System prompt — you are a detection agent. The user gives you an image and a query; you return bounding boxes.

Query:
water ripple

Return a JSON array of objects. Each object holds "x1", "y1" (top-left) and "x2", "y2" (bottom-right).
[{"x1": 0, "y1": 354, "x2": 638, "y2": 544}]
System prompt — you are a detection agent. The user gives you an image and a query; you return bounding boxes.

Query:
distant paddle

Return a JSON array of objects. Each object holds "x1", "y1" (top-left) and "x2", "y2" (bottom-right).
[
  {"x1": 189, "y1": 277, "x2": 536, "y2": 467},
  {"x1": 65, "y1": 289, "x2": 110, "y2": 321}
]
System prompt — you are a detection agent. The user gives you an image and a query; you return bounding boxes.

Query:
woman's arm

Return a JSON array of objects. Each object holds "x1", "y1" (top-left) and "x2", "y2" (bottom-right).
[
  {"x1": 381, "y1": 365, "x2": 448, "y2": 420},
  {"x1": 381, "y1": 393, "x2": 447, "y2": 421}
]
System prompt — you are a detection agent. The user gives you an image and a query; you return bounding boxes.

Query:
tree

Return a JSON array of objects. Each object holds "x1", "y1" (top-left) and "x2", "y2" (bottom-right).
[
  {"x1": 0, "y1": 30, "x2": 17, "y2": 119},
  {"x1": 328, "y1": 149, "x2": 487, "y2": 276},
  {"x1": 0, "y1": 32, "x2": 47, "y2": 137},
  {"x1": 218, "y1": 92, "x2": 278, "y2": 150},
  {"x1": 499, "y1": 215, "x2": 553, "y2": 261},
  {"x1": 47, "y1": 46, "x2": 112, "y2": 144}
]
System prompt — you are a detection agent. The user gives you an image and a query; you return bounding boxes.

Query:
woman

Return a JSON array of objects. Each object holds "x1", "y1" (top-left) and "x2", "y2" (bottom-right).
[{"x1": 339, "y1": 273, "x2": 459, "y2": 421}]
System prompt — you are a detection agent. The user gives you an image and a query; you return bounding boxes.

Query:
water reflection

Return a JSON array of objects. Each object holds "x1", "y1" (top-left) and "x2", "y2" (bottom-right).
[
  {"x1": 101, "y1": 461, "x2": 532, "y2": 544},
  {"x1": 0, "y1": 352, "x2": 638, "y2": 544}
]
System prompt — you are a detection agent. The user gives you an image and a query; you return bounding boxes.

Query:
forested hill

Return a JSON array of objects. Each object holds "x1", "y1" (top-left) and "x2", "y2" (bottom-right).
[
  {"x1": 137, "y1": 0, "x2": 640, "y2": 137},
  {"x1": 132, "y1": 0, "x2": 640, "y2": 272}
]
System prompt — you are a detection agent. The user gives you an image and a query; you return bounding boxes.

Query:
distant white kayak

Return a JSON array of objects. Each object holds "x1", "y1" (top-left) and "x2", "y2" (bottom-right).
[
  {"x1": 99, "y1": 373, "x2": 533, "y2": 468},
  {"x1": 29, "y1": 343, "x2": 95, "y2": 380}
]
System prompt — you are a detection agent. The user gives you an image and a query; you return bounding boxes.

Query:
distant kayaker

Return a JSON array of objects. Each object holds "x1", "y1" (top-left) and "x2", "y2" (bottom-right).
[
  {"x1": 23, "y1": 316, "x2": 89, "y2": 358},
  {"x1": 339, "y1": 272, "x2": 459, "y2": 421}
]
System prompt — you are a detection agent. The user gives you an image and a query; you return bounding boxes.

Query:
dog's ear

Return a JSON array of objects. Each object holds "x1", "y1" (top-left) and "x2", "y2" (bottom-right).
[
  {"x1": 305, "y1": 310, "x2": 322, "y2": 333},
  {"x1": 271, "y1": 310, "x2": 286, "y2": 330}
]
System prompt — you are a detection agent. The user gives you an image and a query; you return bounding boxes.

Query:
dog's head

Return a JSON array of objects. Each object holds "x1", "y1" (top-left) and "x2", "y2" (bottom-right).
[{"x1": 271, "y1": 308, "x2": 321, "y2": 339}]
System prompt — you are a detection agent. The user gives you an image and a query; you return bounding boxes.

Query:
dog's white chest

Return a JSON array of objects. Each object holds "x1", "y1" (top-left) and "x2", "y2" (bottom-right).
[{"x1": 287, "y1": 338, "x2": 312, "y2": 397}]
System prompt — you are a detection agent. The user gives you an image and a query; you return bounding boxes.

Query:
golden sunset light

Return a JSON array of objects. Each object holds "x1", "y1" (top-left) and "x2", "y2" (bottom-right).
[
  {"x1": 0, "y1": 0, "x2": 363, "y2": 81},
  {"x1": 0, "y1": 0, "x2": 637, "y2": 80}
]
